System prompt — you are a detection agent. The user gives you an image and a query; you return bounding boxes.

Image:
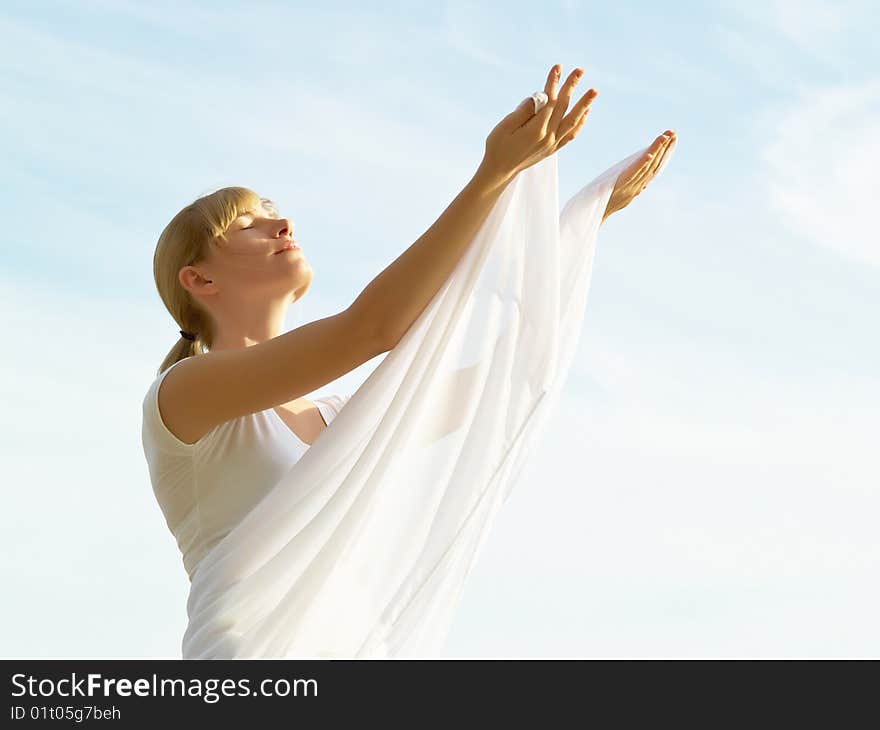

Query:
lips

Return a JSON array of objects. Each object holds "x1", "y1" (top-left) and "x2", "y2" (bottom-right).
[{"x1": 274, "y1": 241, "x2": 299, "y2": 254}]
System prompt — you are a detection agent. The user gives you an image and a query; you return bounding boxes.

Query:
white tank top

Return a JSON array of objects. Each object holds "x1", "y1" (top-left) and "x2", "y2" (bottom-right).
[{"x1": 140, "y1": 357, "x2": 351, "y2": 582}]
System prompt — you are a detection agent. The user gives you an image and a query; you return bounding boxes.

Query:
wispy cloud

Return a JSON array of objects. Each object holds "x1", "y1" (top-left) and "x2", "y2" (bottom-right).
[
  {"x1": 441, "y1": 1, "x2": 509, "y2": 70},
  {"x1": 756, "y1": 79, "x2": 880, "y2": 267},
  {"x1": 714, "y1": 0, "x2": 871, "y2": 85},
  {"x1": 769, "y1": 0, "x2": 845, "y2": 50}
]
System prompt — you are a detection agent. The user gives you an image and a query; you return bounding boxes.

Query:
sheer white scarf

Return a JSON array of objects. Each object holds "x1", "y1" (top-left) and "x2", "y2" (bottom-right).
[{"x1": 182, "y1": 142, "x2": 669, "y2": 658}]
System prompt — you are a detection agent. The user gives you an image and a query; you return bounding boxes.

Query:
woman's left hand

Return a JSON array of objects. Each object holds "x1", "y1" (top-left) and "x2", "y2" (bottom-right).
[{"x1": 603, "y1": 130, "x2": 677, "y2": 222}]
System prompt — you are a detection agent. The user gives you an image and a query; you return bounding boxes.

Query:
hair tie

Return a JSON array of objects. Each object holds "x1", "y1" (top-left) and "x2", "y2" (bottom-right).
[{"x1": 180, "y1": 330, "x2": 196, "y2": 341}]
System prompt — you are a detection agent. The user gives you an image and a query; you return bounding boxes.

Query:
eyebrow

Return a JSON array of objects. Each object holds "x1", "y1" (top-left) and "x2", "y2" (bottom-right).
[
  {"x1": 237, "y1": 210, "x2": 280, "y2": 221},
  {"x1": 238, "y1": 201, "x2": 280, "y2": 220}
]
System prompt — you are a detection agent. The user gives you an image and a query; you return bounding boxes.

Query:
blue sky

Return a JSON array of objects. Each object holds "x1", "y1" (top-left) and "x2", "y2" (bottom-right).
[{"x1": 1, "y1": 0, "x2": 877, "y2": 657}]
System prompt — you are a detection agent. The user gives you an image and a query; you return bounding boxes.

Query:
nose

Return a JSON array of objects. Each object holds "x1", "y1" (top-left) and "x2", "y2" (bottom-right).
[{"x1": 277, "y1": 218, "x2": 293, "y2": 239}]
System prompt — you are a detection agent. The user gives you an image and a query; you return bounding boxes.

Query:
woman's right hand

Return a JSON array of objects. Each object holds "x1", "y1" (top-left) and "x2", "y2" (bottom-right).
[{"x1": 479, "y1": 64, "x2": 599, "y2": 185}]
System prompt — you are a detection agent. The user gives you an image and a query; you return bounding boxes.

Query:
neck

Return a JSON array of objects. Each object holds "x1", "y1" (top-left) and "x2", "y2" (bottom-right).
[{"x1": 208, "y1": 297, "x2": 292, "y2": 352}]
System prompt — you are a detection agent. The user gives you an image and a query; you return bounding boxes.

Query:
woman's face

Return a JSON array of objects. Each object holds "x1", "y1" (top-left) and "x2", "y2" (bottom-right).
[{"x1": 191, "y1": 199, "x2": 313, "y2": 305}]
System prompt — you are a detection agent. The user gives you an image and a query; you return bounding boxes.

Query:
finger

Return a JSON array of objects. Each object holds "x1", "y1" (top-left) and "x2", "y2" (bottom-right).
[
  {"x1": 629, "y1": 133, "x2": 673, "y2": 187},
  {"x1": 544, "y1": 63, "x2": 561, "y2": 101},
  {"x1": 556, "y1": 107, "x2": 590, "y2": 149},
  {"x1": 630, "y1": 132, "x2": 674, "y2": 193},
  {"x1": 655, "y1": 130, "x2": 677, "y2": 175},
  {"x1": 556, "y1": 87, "x2": 598, "y2": 140},
  {"x1": 556, "y1": 103, "x2": 591, "y2": 148},
  {"x1": 546, "y1": 67, "x2": 584, "y2": 136},
  {"x1": 504, "y1": 93, "x2": 544, "y2": 131},
  {"x1": 625, "y1": 153, "x2": 656, "y2": 191},
  {"x1": 644, "y1": 131, "x2": 675, "y2": 179},
  {"x1": 514, "y1": 65, "x2": 557, "y2": 133}
]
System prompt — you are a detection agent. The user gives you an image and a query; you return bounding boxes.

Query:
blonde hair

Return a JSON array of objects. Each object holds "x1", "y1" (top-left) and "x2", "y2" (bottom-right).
[{"x1": 152, "y1": 186, "x2": 277, "y2": 376}]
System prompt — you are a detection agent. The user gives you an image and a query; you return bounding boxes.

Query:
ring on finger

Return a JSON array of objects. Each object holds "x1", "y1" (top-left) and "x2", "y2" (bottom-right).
[{"x1": 530, "y1": 91, "x2": 549, "y2": 115}]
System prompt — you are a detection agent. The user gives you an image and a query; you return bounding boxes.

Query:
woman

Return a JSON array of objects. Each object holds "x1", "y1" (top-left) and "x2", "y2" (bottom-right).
[{"x1": 142, "y1": 64, "x2": 676, "y2": 658}]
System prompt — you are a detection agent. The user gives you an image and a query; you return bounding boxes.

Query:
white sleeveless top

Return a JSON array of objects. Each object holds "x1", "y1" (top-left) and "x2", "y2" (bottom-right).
[{"x1": 141, "y1": 357, "x2": 351, "y2": 582}]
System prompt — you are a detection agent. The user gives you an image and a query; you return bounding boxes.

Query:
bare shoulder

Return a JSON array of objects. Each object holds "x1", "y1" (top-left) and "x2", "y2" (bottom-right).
[
  {"x1": 157, "y1": 307, "x2": 388, "y2": 446},
  {"x1": 157, "y1": 358, "x2": 210, "y2": 445}
]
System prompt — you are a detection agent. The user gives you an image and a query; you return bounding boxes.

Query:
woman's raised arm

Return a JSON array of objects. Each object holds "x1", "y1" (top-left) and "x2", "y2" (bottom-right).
[{"x1": 352, "y1": 64, "x2": 598, "y2": 348}]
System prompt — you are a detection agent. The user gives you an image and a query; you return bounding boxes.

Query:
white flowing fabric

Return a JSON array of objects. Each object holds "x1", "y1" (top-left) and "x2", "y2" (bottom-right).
[{"x1": 182, "y1": 134, "x2": 675, "y2": 659}]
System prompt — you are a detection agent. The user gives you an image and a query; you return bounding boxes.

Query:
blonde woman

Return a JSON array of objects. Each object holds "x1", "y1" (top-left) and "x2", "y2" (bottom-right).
[{"x1": 142, "y1": 64, "x2": 676, "y2": 658}]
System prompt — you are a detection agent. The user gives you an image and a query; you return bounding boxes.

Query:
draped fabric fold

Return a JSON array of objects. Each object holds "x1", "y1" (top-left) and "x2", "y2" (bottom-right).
[{"x1": 182, "y1": 142, "x2": 671, "y2": 658}]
